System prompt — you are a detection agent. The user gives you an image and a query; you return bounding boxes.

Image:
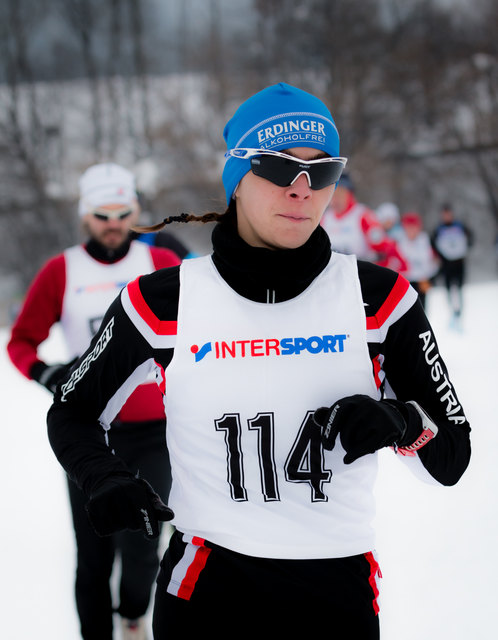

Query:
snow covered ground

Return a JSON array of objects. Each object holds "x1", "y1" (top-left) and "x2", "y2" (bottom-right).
[{"x1": 1, "y1": 280, "x2": 496, "y2": 639}]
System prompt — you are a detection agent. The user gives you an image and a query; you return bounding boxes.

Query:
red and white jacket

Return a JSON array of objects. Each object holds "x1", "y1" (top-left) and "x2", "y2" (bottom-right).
[
  {"x1": 7, "y1": 239, "x2": 180, "y2": 423},
  {"x1": 322, "y1": 192, "x2": 408, "y2": 273}
]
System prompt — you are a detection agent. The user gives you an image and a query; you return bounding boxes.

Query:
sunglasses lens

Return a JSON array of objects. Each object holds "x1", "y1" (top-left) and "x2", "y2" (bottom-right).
[
  {"x1": 310, "y1": 162, "x2": 345, "y2": 188},
  {"x1": 250, "y1": 155, "x2": 343, "y2": 190},
  {"x1": 250, "y1": 156, "x2": 297, "y2": 187},
  {"x1": 93, "y1": 209, "x2": 132, "y2": 221}
]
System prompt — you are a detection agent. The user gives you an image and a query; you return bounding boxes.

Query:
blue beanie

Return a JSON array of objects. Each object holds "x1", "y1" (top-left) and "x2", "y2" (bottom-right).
[{"x1": 222, "y1": 82, "x2": 340, "y2": 204}]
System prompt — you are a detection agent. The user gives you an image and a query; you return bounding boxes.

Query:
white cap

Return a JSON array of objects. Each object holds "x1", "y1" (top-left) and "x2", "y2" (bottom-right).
[
  {"x1": 78, "y1": 163, "x2": 137, "y2": 216},
  {"x1": 376, "y1": 202, "x2": 400, "y2": 225}
]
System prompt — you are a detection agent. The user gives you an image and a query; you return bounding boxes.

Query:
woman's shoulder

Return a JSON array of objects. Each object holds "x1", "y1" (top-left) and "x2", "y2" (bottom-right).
[
  {"x1": 136, "y1": 264, "x2": 181, "y2": 322},
  {"x1": 356, "y1": 259, "x2": 409, "y2": 314}
]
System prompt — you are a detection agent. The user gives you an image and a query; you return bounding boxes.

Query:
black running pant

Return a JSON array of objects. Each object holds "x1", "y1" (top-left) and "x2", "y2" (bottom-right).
[
  {"x1": 441, "y1": 259, "x2": 465, "y2": 315},
  {"x1": 153, "y1": 530, "x2": 380, "y2": 638},
  {"x1": 67, "y1": 419, "x2": 171, "y2": 640}
]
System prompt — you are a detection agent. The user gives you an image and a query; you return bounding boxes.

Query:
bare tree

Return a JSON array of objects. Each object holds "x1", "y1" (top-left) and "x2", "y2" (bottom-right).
[
  {"x1": 105, "y1": 0, "x2": 123, "y2": 158},
  {"x1": 0, "y1": 0, "x2": 74, "y2": 287},
  {"x1": 60, "y1": 0, "x2": 103, "y2": 156},
  {"x1": 127, "y1": 0, "x2": 153, "y2": 155}
]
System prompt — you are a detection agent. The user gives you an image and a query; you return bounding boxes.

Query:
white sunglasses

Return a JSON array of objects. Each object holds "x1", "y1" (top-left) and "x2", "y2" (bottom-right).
[{"x1": 226, "y1": 148, "x2": 348, "y2": 189}]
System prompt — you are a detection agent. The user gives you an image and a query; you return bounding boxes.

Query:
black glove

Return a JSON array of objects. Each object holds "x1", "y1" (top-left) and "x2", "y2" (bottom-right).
[
  {"x1": 313, "y1": 394, "x2": 422, "y2": 464},
  {"x1": 85, "y1": 475, "x2": 174, "y2": 539},
  {"x1": 31, "y1": 359, "x2": 76, "y2": 393}
]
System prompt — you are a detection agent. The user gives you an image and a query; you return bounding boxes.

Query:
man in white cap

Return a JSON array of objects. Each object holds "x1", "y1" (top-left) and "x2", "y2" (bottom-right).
[{"x1": 7, "y1": 163, "x2": 181, "y2": 640}]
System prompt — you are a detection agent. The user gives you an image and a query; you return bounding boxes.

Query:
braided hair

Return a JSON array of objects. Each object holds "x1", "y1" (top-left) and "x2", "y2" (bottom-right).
[{"x1": 131, "y1": 205, "x2": 233, "y2": 234}]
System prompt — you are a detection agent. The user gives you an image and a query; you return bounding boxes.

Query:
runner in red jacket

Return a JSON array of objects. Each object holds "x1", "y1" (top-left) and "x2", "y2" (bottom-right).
[
  {"x1": 322, "y1": 173, "x2": 408, "y2": 273},
  {"x1": 7, "y1": 163, "x2": 180, "y2": 640}
]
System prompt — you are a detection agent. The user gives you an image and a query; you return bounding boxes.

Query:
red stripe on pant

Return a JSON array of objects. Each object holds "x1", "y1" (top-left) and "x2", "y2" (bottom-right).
[
  {"x1": 365, "y1": 551, "x2": 382, "y2": 615},
  {"x1": 175, "y1": 536, "x2": 212, "y2": 601}
]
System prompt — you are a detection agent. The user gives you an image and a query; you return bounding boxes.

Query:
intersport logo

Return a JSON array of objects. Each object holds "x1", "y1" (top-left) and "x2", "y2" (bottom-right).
[{"x1": 190, "y1": 333, "x2": 348, "y2": 363}]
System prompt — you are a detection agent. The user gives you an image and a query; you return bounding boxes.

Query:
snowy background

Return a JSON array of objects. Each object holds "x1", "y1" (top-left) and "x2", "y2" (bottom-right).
[{"x1": 1, "y1": 279, "x2": 496, "y2": 639}]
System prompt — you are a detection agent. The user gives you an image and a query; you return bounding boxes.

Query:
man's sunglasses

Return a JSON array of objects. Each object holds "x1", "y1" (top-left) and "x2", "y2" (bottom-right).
[
  {"x1": 226, "y1": 148, "x2": 348, "y2": 190},
  {"x1": 92, "y1": 208, "x2": 133, "y2": 221}
]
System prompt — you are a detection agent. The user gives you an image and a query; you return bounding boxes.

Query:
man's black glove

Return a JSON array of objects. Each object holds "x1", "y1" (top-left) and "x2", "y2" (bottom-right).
[
  {"x1": 313, "y1": 394, "x2": 422, "y2": 464},
  {"x1": 31, "y1": 359, "x2": 77, "y2": 394},
  {"x1": 85, "y1": 475, "x2": 174, "y2": 539}
]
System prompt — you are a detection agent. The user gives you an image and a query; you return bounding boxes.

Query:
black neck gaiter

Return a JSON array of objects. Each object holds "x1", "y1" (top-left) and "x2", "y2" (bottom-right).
[
  {"x1": 85, "y1": 236, "x2": 132, "y2": 264},
  {"x1": 211, "y1": 220, "x2": 332, "y2": 303}
]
